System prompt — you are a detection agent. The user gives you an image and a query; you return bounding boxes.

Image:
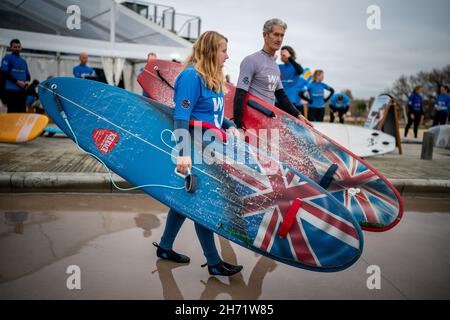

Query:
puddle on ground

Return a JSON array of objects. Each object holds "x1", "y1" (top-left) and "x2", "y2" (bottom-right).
[{"x1": 0, "y1": 194, "x2": 449, "y2": 299}]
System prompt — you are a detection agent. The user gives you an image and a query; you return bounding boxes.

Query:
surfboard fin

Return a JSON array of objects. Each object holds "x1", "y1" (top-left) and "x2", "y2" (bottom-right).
[
  {"x1": 319, "y1": 163, "x2": 339, "y2": 189},
  {"x1": 278, "y1": 198, "x2": 302, "y2": 238}
]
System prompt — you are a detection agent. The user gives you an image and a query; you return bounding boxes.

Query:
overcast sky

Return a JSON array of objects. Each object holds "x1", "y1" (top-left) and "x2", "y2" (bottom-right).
[{"x1": 156, "y1": 0, "x2": 449, "y2": 99}]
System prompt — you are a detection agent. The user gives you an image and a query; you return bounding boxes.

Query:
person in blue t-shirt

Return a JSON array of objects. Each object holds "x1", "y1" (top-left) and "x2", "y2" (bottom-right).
[
  {"x1": 432, "y1": 85, "x2": 449, "y2": 127},
  {"x1": 0, "y1": 39, "x2": 31, "y2": 113},
  {"x1": 73, "y1": 52, "x2": 97, "y2": 80},
  {"x1": 404, "y1": 86, "x2": 424, "y2": 138},
  {"x1": 329, "y1": 92, "x2": 350, "y2": 124},
  {"x1": 299, "y1": 70, "x2": 335, "y2": 122},
  {"x1": 153, "y1": 31, "x2": 243, "y2": 277},
  {"x1": 278, "y1": 45, "x2": 305, "y2": 114}
]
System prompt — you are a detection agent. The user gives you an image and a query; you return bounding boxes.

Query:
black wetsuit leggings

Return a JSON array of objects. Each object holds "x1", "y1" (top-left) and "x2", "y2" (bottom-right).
[
  {"x1": 5, "y1": 90, "x2": 27, "y2": 113},
  {"x1": 307, "y1": 108, "x2": 325, "y2": 122},
  {"x1": 330, "y1": 107, "x2": 349, "y2": 124},
  {"x1": 404, "y1": 110, "x2": 422, "y2": 138},
  {"x1": 294, "y1": 104, "x2": 305, "y2": 116},
  {"x1": 432, "y1": 110, "x2": 448, "y2": 127}
]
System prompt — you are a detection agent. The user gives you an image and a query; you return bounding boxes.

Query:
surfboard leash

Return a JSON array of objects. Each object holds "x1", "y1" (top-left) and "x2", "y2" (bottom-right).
[
  {"x1": 155, "y1": 68, "x2": 175, "y2": 90},
  {"x1": 45, "y1": 83, "x2": 196, "y2": 193}
]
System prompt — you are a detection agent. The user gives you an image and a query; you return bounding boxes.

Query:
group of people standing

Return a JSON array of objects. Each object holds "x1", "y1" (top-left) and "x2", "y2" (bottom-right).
[
  {"x1": 0, "y1": 38, "x2": 98, "y2": 114},
  {"x1": 404, "y1": 85, "x2": 450, "y2": 138},
  {"x1": 277, "y1": 46, "x2": 351, "y2": 123}
]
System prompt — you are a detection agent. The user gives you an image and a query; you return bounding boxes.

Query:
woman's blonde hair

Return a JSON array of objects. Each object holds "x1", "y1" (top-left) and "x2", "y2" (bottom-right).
[
  {"x1": 312, "y1": 70, "x2": 324, "y2": 82},
  {"x1": 185, "y1": 31, "x2": 227, "y2": 94}
]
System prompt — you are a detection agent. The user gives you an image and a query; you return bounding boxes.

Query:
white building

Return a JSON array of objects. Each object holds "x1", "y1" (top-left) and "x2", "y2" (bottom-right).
[{"x1": 0, "y1": 0, "x2": 196, "y2": 93}]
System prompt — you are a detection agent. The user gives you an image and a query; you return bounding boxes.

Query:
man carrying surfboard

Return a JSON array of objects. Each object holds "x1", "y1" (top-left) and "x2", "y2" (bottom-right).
[
  {"x1": 233, "y1": 18, "x2": 307, "y2": 129},
  {"x1": 153, "y1": 31, "x2": 243, "y2": 277}
]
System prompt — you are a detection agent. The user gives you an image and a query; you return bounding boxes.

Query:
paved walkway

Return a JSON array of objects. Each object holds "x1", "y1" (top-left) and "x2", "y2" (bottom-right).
[{"x1": 1, "y1": 136, "x2": 449, "y2": 194}]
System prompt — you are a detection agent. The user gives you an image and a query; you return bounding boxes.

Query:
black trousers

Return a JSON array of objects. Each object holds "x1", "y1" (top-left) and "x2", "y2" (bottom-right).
[
  {"x1": 404, "y1": 110, "x2": 422, "y2": 138},
  {"x1": 432, "y1": 110, "x2": 448, "y2": 127},
  {"x1": 330, "y1": 107, "x2": 349, "y2": 124},
  {"x1": 294, "y1": 104, "x2": 305, "y2": 116},
  {"x1": 307, "y1": 107, "x2": 325, "y2": 122},
  {"x1": 5, "y1": 90, "x2": 27, "y2": 113}
]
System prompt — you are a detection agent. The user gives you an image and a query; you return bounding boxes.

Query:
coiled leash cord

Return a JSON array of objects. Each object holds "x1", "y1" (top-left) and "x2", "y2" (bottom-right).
[{"x1": 49, "y1": 85, "x2": 197, "y2": 193}]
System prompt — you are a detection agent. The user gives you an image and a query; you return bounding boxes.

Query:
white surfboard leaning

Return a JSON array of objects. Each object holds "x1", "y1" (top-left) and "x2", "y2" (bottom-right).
[
  {"x1": 427, "y1": 125, "x2": 450, "y2": 149},
  {"x1": 312, "y1": 122, "x2": 396, "y2": 157}
]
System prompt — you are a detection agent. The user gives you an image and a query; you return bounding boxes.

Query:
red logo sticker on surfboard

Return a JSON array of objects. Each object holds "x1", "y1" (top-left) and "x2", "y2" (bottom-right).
[{"x1": 92, "y1": 129, "x2": 119, "y2": 154}]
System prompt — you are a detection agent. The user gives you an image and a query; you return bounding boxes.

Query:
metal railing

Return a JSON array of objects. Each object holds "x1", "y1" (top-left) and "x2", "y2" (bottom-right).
[{"x1": 121, "y1": 1, "x2": 201, "y2": 41}]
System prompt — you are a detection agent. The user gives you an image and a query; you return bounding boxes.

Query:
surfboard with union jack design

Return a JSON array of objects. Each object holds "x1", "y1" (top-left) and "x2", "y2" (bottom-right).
[{"x1": 138, "y1": 59, "x2": 403, "y2": 232}]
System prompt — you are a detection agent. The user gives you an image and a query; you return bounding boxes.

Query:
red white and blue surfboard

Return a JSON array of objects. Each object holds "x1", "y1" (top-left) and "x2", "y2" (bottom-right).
[
  {"x1": 138, "y1": 59, "x2": 403, "y2": 232},
  {"x1": 38, "y1": 77, "x2": 364, "y2": 272}
]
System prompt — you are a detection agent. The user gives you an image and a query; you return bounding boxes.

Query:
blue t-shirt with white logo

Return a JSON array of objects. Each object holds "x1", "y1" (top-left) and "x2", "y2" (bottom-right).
[
  {"x1": 73, "y1": 64, "x2": 96, "y2": 79},
  {"x1": 436, "y1": 94, "x2": 449, "y2": 112},
  {"x1": 306, "y1": 82, "x2": 332, "y2": 108},
  {"x1": 329, "y1": 93, "x2": 350, "y2": 109},
  {"x1": 408, "y1": 92, "x2": 423, "y2": 112},
  {"x1": 173, "y1": 66, "x2": 226, "y2": 129},
  {"x1": 1, "y1": 53, "x2": 30, "y2": 91},
  {"x1": 297, "y1": 77, "x2": 309, "y2": 93},
  {"x1": 279, "y1": 63, "x2": 299, "y2": 105}
]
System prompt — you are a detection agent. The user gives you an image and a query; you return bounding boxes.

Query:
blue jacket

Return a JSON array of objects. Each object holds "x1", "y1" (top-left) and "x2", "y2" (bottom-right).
[
  {"x1": 73, "y1": 64, "x2": 96, "y2": 79},
  {"x1": 408, "y1": 92, "x2": 423, "y2": 112},
  {"x1": 435, "y1": 94, "x2": 449, "y2": 112},
  {"x1": 1, "y1": 53, "x2": 30, "y2": 91}
]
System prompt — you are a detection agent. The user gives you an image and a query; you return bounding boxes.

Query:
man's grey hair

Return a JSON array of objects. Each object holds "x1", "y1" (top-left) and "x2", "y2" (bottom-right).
[{"x1": 263, "y1": 18, "x2": 287, "y2": 33}]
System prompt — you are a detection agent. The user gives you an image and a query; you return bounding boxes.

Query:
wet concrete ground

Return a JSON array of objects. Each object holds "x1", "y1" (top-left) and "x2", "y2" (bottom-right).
[{"x1": 0, "y1": 194, "x2": 449, "y2": 300}]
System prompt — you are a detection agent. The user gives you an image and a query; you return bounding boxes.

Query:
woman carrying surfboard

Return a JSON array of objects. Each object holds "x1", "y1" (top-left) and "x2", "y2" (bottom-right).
[
  {"x1": 153, "y1": 31, "x2": 243, "y2": 276},
  {"x1": 300, "y1": 70, "x2": 335, "y2": 122}
]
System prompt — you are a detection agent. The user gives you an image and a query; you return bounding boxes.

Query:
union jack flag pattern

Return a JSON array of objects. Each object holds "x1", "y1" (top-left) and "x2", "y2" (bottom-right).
[
  {"x1": 219, "y1": 145, "x2": 363, "y2": 271},
  {"x1": 283, "y1": 116, "x2": 402, "y2": 231}
]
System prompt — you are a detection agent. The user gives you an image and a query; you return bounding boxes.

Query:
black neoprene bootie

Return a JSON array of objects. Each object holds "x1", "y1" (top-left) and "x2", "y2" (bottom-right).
[
  {"x1": 153, "y1": 242, "x2": 190, "y2": 263},
  {"x1": 201, "y1": 261, "x2": 243, "y2": 276}
]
